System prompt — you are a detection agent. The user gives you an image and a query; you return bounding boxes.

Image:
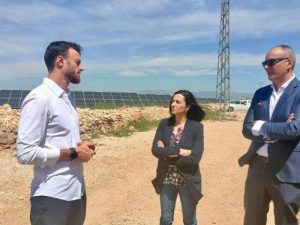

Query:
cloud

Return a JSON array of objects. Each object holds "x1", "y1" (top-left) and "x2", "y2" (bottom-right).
[
  {"x1": 0, "y1": 0, "x2": 299, "y2": 92},
  {"x1": 0, "y1": 42, "x2": 34, "y2": 58},
  {"x1": 0, "y1": 60, "x2": 46, "y2": 79},
  {"x1": 171, "y1": 68, "x2": 216, "y2": 77},
  {"x1": 82, "y1": 52, "x2": 265, "y2": 78},
  {"x1": 0, "y1": 2, "x2": 65, "y2": 23},
  {"x1": 1, "y1": 49, "x2": 289, "y2": 81},
  {"x1": 1, "y1": 1, "x2": 300, "y2": 51},
  {"x1": 231, "y1": 8, "x2": 300, "y2": 38},
  {"x1": 231, "y1": 53, "x2": 263, "y2": 67},
  {"x1": 119, "y1": 70, "x2": 148, "y2": 77}
]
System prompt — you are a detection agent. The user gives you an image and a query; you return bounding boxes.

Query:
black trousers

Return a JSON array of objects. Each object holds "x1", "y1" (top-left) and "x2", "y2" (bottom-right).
[
  {"x1": 244, "y1": 156, "x2": 300, "y2": 225},
  {"x1": 30, "y1": 194, "x2": 86, "y2": 225}
]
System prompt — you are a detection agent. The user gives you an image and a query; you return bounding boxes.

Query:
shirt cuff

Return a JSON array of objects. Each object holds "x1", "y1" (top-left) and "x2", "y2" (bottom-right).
[
  {"x1": 251, "y1": 120, "x2": 266, "y2": 136},
  {"x1": 44, "y1": 148, "x2": 61, "y2": 166}
]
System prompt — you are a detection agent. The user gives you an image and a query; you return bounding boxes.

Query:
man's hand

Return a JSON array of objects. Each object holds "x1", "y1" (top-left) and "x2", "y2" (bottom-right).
[
  {"x1": 179, "y1": 148, "x2": 192, "y2": 157},
  {"x1": 76, "y1": 141, "x2": 96, "y2": 162},
  {"x1": 262, "y1": 113, "x2": 295, "y2": 143}
]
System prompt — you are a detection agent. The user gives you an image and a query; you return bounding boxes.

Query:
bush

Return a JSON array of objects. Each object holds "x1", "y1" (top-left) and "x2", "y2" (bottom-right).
[
  {"x1": 95, "y1": 102, "x2": 119, "y2": 110},
  {"x1": 100, "y1": 118, "x2": 160, "y2": 137}
]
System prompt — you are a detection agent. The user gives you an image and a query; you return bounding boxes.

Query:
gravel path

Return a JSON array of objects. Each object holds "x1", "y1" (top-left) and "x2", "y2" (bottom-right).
[{"x1": 0, "y1": 114, "x2": 278, "y2": 225}]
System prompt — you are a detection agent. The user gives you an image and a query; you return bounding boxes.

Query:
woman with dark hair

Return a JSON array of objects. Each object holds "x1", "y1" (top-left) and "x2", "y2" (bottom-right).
[{"x1": 151, "y1": 90, "x2": 205, "y2": 225}]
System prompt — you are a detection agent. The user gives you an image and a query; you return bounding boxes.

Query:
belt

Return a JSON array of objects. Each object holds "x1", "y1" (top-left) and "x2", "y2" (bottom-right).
[{"x1": 256, "y1": 154, "x2": 269, "y2": 163}]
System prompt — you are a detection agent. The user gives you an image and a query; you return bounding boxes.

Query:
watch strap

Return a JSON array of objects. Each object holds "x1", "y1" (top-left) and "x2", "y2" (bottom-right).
[{"x1": 69, "y1": 147, "x2": 78, "y2": 160}]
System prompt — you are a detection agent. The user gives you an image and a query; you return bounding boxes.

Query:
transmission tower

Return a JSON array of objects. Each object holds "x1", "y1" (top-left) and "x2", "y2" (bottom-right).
[{"x1": 216, "y1": 0, "x2": 230, "y2": 112}]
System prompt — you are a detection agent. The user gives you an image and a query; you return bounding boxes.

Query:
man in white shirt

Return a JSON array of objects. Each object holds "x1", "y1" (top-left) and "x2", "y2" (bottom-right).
[
  {"x1": 239, "y1": 44, "x2": 300, "y2": 225},
  {"x1": 17, "y1": 41, "x2": 96, "y2": 225}
]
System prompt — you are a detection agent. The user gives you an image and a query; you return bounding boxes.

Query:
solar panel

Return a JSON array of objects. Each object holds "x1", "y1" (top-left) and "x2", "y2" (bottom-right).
[
  {"x1": 147, "y1": 94, "x2": 157, "y2": 100},
  {"x1": 76, "y1": 99, "x2": 85, "y2": 107},
  {"x1": 20, "y1": 97, "x2": 25, "y2": 105},
  {"x1": 93, "y1": 92, "x2": 104, "y2": 99},
  {"x1": 114, "y1": 100, "x2": 125, "y2": 106},
  {"x1": 120, "y1": 93, "x2": 131, "y2": 99},
  {"x1": 0, "y1": 98, "x2": 8, "y2": 104},
  {"x1": 0, "y1": 90, "x2": 11, "y2": 98},
  {"x1": 85, "y1": 99, "x2": 96, "y2": 107},
  {"x1": 10, "y1": 90, "x2": 22, "y2": 98},
  {"x1": 138, "y1": 94, "x2": 147, "y2": 100},
  {"x1": 130, "y1": 93, "x2": 140, "y2": 100},
  {"x1": 74, "y1": 91, "x2": 84, "y2": 99},
  {"x1": 104, "y1": 99, "x2": 115, "y2": 105},
  {"x1": 69, "y1": 92, "x2": 75, "y2": 99},
  {"x1": 0, "y1": 89, "x2": 172, "y2": 109},
  {"x1": 161, "y1": 95, "x2": 170, "y2": 100},
  {"x1": 111, "y1": 93, "x2": 122, "y2": 99},
  {"x1": 134, "y1": 101, "x2": 144, "y2": 106},
  {"x1": 21, "y1": 90, "x2": 30, "y2": 98},
  {"x1": 125, "y1": 101, "x2": 133, "y2": 106},
  {"x1": 95, "y1": 99, "x2": 105, "y2": 104},
  {"x1": 153, "y1": 95, "x2": 162, "y2": 100},
  {"x1": 83, "y1": 92, "x2": 94, "y2": 99},
  {"x1": 102, "y1": 92, "x2": 113, "y2": 99},
  {"x1": 8, "y1": 98, "x2": 21, "y2": 108},
  {"x1": 120, "y1": 92, "x2": 129, "y2": 95}
]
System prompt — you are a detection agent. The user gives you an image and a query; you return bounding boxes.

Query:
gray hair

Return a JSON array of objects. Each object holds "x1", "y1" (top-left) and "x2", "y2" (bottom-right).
[{"x1": 274, "y1": 44, "x2": 296, "y2": 71}]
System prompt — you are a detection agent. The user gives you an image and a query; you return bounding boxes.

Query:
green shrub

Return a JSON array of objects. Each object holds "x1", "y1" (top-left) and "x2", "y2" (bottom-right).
[
  {"x1": 203, "y1": 109, "x2": 237, "y2": 121},
  {"x1": 95, "y1": 102, "x2": 119, "y2": 110},
  {"x1": 100, "y1": 118, "x2": 160, "y2": 137}
]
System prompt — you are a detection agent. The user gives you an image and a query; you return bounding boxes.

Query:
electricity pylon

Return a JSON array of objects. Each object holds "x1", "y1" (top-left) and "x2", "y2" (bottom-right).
[{"x1": 216, "y1": 0, "x2": 230, "y2": 112}]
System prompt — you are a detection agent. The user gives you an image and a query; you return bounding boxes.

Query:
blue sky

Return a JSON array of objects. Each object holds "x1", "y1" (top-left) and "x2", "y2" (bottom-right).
[{"x1": 1, "y1": 0, "x2": 300, "y2": 96}]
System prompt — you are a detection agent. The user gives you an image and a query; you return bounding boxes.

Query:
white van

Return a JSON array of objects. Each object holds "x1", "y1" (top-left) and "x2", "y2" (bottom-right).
[{"x1": 226, "y1": 99, "x2": 251, "y2": 112}]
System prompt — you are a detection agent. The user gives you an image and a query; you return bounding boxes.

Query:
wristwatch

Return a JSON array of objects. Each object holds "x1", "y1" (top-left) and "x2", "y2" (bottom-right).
[{"x1": 69, "y1": 147, "x2": 78, "y2": 160}]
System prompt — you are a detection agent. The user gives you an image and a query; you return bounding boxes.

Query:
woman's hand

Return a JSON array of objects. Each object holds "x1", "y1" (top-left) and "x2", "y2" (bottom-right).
[
  {"x1": 287, "y1": 113, "x2": 295, "y2": 123},
  {"x1": 179, "y1": 148, "x2": 192, "y2": 156},
  {"x1": 157, "y1": 140, "x2": 165, "y2": 148}
]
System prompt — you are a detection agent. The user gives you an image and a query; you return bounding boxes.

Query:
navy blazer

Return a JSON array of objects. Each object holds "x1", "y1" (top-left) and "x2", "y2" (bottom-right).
[
  {"x1": 239, "y1": 78, "x2": 300, "y2": 183},
  {"x1": 151, "y1": 118, "x2": 204, "y2": 203}
]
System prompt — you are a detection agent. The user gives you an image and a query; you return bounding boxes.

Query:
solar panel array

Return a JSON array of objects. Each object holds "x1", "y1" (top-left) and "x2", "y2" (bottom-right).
[{"x1": 0, "y1": 90, "x2": 171, "y2": 109}]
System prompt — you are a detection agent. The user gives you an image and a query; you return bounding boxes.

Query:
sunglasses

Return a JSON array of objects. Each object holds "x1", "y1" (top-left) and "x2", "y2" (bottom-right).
[{"x1": 261, "y1": 58, "x2": 289, "y2": 67}]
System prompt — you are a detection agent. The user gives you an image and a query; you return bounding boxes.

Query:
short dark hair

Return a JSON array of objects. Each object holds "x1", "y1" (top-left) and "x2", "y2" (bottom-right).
[
  {"x1": 44, "y1": 41, "x2": 82, "y2": 71},
  {"x1": 168, "y1": 90, "x2": 205, "y2": 123}
]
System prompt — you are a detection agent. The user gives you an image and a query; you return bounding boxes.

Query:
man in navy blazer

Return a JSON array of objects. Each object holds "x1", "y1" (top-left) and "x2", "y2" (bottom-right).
[{"x1": 239, "y1": 44, "x2": 300, "y2": 225}]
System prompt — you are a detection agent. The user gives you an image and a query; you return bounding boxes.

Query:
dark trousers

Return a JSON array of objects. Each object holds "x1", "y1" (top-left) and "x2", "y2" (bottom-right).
[
  {"x1": 30, "y1": 194, "x2": 86, "y2": 225},
  {"x1": 160, "y1": 184, "x2": 197, "y2": 225},
  {"x1": 244, "y1": 156, "x2": 300, "y2": 225}
]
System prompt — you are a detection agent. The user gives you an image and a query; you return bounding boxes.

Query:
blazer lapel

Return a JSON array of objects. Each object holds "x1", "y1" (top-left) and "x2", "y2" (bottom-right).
[
  {"x1": 271, "y1": 78, "x2": 299, "y2": 121},
  {"x1": 263, "y1": 86, "x2": 272, "y2": 120},
  {"x1": 165, "y1": 123, "x2": 174, "y2": 145},
  {"x1": 179, "y1": 120, "x2": 192, "y2": 145}
]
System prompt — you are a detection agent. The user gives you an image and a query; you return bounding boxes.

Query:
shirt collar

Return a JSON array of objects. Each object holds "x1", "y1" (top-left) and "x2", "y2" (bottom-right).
[
  {"x1": 43, "y1": 77, "x2": 66, "y2": 97},
  {"x1": 271, "y1": 74, "x2": 295, "y2": 93}
]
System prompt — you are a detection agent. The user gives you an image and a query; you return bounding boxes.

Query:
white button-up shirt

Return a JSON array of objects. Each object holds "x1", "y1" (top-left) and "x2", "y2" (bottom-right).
[
  {"x1": 17, "y1": 78, "x2": 85, "y2": 201},
  {"x1": 252, "y1": 74, "x2": 295, "y2": 157}
]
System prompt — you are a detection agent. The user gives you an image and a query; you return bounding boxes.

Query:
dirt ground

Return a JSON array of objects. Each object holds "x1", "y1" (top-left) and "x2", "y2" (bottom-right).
[{"x1": 0, "y1": 111, "x2": 277, "y2": 225}]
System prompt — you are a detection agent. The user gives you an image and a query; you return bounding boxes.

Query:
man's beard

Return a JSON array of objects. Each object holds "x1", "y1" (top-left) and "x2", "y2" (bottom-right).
[{"x1": 67, "y1": 72, "x2": 80, "y2": 84}]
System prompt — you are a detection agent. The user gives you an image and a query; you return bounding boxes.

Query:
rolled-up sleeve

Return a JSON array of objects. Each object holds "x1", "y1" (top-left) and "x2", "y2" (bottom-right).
[{"x1": 17, "y1": 94, "x2": 60, "y2": 166}]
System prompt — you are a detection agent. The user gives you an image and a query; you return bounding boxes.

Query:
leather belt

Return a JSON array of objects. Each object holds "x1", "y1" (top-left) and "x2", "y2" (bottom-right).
[{"x1": 256, "y1": 154, "x2": 269, "y2": 163}]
